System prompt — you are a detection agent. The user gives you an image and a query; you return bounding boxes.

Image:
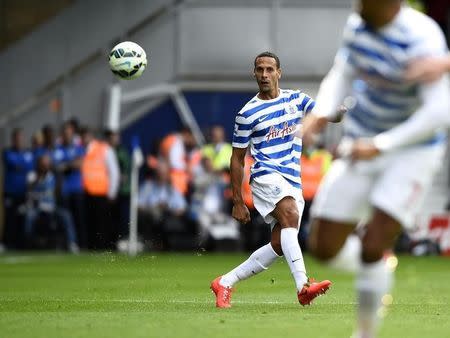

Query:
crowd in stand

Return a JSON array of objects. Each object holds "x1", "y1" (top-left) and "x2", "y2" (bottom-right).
[
  {"x1": 1, "y1": 119, "x2": 131, "y2": 253},
  {"x1": 1, "y1": 119, "x2": 333, "y2": 253}
]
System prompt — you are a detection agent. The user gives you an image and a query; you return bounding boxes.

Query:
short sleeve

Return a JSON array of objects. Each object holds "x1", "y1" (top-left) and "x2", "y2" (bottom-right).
[
  {"x1": 299, "y1": 93, "x2": 315, "y2": 114},
  {"x1": 232, "y1": 115, "x2": 251, "y2": 148}
]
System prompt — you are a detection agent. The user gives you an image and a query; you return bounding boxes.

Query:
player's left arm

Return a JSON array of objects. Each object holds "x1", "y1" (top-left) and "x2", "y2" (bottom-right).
[{"x1": 301, "y1": 57, "x2": 353, "y2": 147}]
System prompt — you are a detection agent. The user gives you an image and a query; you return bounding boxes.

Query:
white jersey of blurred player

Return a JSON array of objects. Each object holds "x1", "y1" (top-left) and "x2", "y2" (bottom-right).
[
  {"x1": 312, "y1": 5, "x2": 450, "y2": 229},
  {"x1": 304, "y1": 2, "x2": 450, "y2": 338}
]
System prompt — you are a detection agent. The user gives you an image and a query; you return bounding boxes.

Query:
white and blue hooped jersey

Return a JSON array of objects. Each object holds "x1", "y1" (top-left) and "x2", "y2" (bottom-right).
[
  {"x1": 339, "y1": 6, "x2": 448, "y2": 143},
  {"x1": 232, "y1": 89, "x2": 315, "y2": 188}
]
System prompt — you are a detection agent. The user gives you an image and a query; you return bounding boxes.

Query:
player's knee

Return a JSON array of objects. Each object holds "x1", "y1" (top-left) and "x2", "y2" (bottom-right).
[
  {"x1": 270, "y1": 239, "x2": 283, "y2": 256},
  {"x1": 309, "y1": 240, "x2": 339, "y2": 262},
  {"x1": 361, "y1": 237, "x2": 384, "y2": 263},
  {"x1": 277, "y1": 207, "x2": 299, "y2": 228}
]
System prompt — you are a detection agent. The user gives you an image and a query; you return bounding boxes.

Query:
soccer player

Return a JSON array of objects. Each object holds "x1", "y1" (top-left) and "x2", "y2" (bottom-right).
[
  {"x1": 210, "y1": 52, "x2": 331, "y2": 309},
  {"x1": 302, "y1": 1, "x2": 450, "y2": 337}
]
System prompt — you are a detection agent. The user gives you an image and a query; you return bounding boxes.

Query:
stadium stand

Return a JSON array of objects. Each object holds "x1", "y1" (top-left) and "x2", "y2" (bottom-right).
[{"x1": 1, "y1": 0, "x2": 449, "y2": 256}]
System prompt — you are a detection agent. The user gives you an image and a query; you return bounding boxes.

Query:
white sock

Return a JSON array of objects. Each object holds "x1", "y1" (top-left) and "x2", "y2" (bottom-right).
[
  {"x1": 356, "y1": 259, "x2": 393, "y2": 338},
  {"x1": 281, "y1": 227, "x2": 308, "y2": 291},
  {"x1": 220, "y1": 243, "x2": 280, "y2": 287},
  {"x1": 327, "y1": 234, "x2": 361, "y2": 273}
]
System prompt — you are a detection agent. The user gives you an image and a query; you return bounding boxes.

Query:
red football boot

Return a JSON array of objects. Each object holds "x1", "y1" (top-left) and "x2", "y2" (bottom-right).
[
  {"x1": 298, "y1": 278, "x2": 332, "y2": 306},
  {"x1": 210, "y1": 276, "x2": 234, "y2": 308}
]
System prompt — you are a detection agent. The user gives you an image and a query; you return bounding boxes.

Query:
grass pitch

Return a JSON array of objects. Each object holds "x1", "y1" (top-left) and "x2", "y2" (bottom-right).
[{"x1": 1, "y1": 252, "x2": 449, "y2": 338}]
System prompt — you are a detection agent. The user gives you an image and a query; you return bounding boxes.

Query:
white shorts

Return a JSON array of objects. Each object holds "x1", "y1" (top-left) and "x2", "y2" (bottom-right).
[
  {"x1": 251, "y1": 172, "x2": 305, "y2": 228},
  {"x1": 311, "y1": 144, "x2": 446, "y2": 230}
]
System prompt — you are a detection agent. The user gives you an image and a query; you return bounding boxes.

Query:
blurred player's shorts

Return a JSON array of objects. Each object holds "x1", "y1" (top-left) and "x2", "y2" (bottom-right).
[{"x1": 311, "y1": 143, "x2": 446, "y2": 229}]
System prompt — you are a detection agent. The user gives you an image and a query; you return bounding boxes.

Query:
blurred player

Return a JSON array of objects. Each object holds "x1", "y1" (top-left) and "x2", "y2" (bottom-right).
[
  {"x1": 210, "y1": 52, "x2": 331, "y2": 308},
  {"x1": 302, "y1": 1, "x2": 450, "y2": 337}
]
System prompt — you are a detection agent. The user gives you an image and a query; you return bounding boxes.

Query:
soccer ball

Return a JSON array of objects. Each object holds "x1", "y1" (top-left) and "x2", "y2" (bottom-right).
[{"x1": 108, "y1": 41, "x2": 147, "y2": 80}]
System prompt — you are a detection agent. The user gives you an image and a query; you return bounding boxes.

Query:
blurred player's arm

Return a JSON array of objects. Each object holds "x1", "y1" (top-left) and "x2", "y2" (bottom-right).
[
  {"x1": 230, "y1": 147, "x2": 251, "y2": 224},
  {"x1": 302, "y1": 58, "x2": 353, "y2": 147},
  {"x1": 405, "y1": 54, "x2": 450, "y2": 83},
  {"x1": 372, "y1": 75, "x2": 450, "y2": 151}
]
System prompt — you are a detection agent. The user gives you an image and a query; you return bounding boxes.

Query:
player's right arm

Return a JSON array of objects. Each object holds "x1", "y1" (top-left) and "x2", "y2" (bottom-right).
[
  {"x1": 405, "y1": 54, "x2": 450, "y2": 83},
  {"x1": 302, "y1": 14, "x2": 356, "y2": 146},
  {"x1": 302, "y1": 50, "x2": 354, "y2": 147},
  {"x1": 231, "y1": 111, "x2": 252, "y2": 224},
  {"x1": 230, "y1": 146, "x2": 250, "y2": 224}
]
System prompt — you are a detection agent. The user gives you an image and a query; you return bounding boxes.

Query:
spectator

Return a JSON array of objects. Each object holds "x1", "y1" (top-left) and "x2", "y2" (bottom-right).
[
  {"x1": 2, "y1": 128, "x2": 34, "y2": 249},
  {"x1": 41, "y1": 124, "x2": 62, "y2": 163},
  {"x1": 138, "y1": 161, "x2": 187, "y2": 250},
  {"x1": 159, "y1": 127, "x2": 198, "y2": 195},
  {"x1": 31, "y1": 131, "x2": 44, "y2": 157},
  {"x1": 57, "y1": 122, "x2": 87, "y2": 249},
  {"x1": 202, "y1": 125, "x2": 232, "y2": 172},
  {"x1": 24, "y1": 154, "x2": 79, "y2": 253},
  {"x1": 41, "y1": 124, "x2": 66, "y2": 189},
  {"x1": 80, "y1": 127, "x2": 120, "y2": 250},
  {"x1": 105, "y1": 130, "x2": 131, "y2": 240},
  {"x1": 65, "y1": 117, "x2": 82, "y2": 146}
]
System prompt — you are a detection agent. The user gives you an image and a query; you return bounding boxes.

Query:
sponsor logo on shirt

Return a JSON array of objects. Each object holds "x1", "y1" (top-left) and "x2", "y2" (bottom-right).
[{"x1": 265, "y1": 122, "x2": 298, "y2": 142}]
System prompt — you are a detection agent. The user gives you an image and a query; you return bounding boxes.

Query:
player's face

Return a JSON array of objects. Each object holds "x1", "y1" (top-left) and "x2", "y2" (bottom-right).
[{"x1": 254, "y1": 57, "x2": 281, "y2": 94}]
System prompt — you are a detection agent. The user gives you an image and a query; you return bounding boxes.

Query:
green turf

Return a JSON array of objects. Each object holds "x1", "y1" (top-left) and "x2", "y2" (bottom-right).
[{"x1": 0, "y1": 252, "x2": 449, "y2": 338}]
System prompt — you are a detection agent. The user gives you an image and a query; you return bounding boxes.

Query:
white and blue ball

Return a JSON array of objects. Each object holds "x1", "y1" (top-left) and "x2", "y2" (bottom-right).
[{"x1": 108, "y1": 41, "x2": 147, "y2": 80}]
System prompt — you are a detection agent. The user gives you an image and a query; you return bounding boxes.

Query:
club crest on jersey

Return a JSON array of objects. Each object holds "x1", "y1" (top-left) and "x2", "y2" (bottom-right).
[
  {"x1": 287, "y1": 104, "x2": 297, "y2": 114},
  {"x1": 266, "y1": 122, "x2": 297, "y2": 141}
]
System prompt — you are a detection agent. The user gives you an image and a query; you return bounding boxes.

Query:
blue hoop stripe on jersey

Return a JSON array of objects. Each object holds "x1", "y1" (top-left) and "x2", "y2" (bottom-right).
[
  {"x1": 240, "y1": 92, "x2": 300, "y2": 118},
  {"x1": 280, "y1": 157, "x2": 300, "y2": 166},
  {"x1": 348, "y1": 108, "x2": 393, "y2": 133},
  {"x1": 254, "y1": 148, "x2": 292, "y2": 160},
  {"x1": 354, "y1": 25, "x2": 411, "y2": 50},
  {"x1": 232, "y1": 135, "x2": 251, "y2": 145},
  {"x1": 251, "y1": 169, "x2": 302, "y2": 189},
  {"x1": 364, "y1": 88, "x2": 415, "y2": 110},
  {"x1": 356, "y1": 101, "x2": 412, "y2": 123},
  {"x1": 253, "y1": 161, "x2": 299, "y2": 177},
  {"x1": 235, "y1": 121, "x2": 253, "y2": 131},
  {"x1": 347, "y1": 42, "x2": 393, "y2": 65}
]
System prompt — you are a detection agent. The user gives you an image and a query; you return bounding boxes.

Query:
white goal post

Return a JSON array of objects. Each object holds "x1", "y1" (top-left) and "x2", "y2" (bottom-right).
[{"x1": 107, "y1": 82, "x2": 205, "y2": 256}]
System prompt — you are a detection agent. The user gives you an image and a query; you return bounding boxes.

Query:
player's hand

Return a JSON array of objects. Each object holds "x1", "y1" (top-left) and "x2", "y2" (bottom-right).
[
  {"x1": 351, "y1": 138, "x2": 380, "y2": 160},
  {"x1": 232, "y1": 203, "x2": 251, "y2": 224},
  {"x1": 330, "y1": 104, "x2": 347, "y2": 123},
  {"x1": 301, "y1": 115, "x2": 323, "y2": 148},
  {"x1": 405, "y1": 57, "x2": 449, "y2": 83}
]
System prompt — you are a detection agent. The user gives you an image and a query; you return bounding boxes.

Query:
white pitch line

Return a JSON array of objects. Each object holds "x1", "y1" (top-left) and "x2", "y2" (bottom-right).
[
  {"x1": 2, "y1": 298, "x2": 447, "y2": 306},
  {"x1": 0, "y1": 256, "x2": 37, "y2": 264},
  {"x1": 0, "y1": 255, "x2": 67, "y2": 264},
  {"x1": 0, "y1": 298, "x2": 341, "y2": 305}
]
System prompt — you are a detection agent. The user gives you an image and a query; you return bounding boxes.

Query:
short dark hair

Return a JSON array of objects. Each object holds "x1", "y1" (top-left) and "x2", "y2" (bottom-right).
[{"x1": 254, "y1": 51, "x2": 280, "y2": 69}]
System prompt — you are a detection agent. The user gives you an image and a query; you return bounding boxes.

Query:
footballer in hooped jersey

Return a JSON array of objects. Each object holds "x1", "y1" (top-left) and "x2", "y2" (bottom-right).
[
  {"x1": 210, "y1": 52, "x2": 332, "y2": 308},
  {"x1": 303, "y1": 0, "x2": 450, "y2": 337}
]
